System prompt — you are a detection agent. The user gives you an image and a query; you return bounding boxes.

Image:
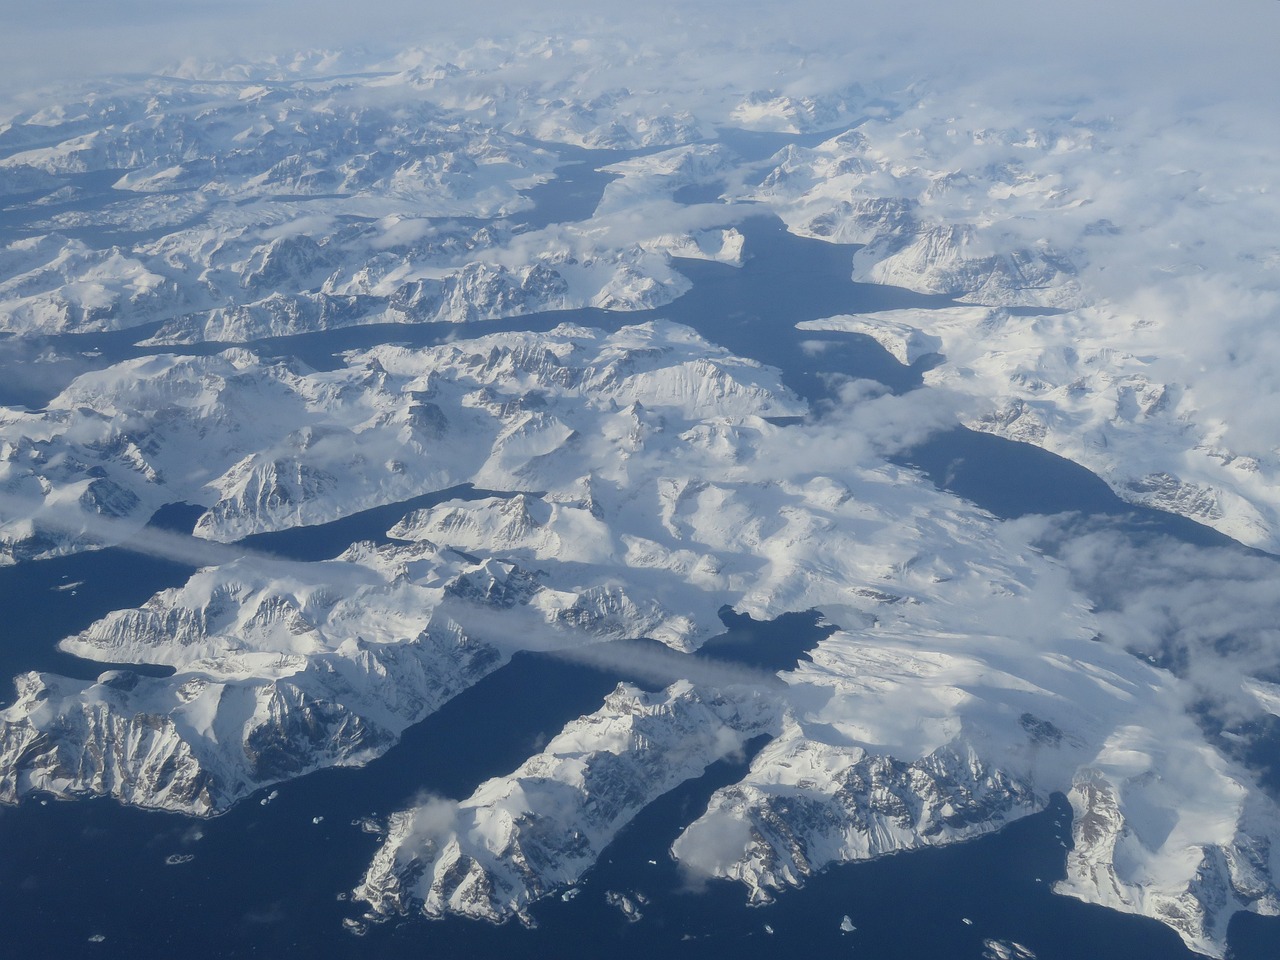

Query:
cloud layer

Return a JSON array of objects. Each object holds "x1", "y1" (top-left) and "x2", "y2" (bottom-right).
[{"x1": 4, "y1": 1, "x2": 1277, "y2": 108}]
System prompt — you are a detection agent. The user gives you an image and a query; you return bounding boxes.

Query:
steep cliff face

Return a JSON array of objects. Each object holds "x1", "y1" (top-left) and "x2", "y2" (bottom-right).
[
  {"x1": 349, "y1": 607, "x2": 1280, "y2": 958},
  {"x1": 851, "y1": 223, "x2": 1078, "y2": 307},
  {"x1": 356, "y1": 681, "x2": 778, "y2": 923},
  {"x1": 674, "y1": 734, "x2": 1041, "y2": 903},
  {"x1": 0, "y1": 630, "x2": 476, "y2": 815},
  {"x1": 1, "y1": 315, "x2": 1277, "y2": 955},
  {"x1": 1057, "y1": 759, "x2": 1280, "y2": 958},
  {"x1": 0, "y1": 536, "x2": 688, "y2": 815}
]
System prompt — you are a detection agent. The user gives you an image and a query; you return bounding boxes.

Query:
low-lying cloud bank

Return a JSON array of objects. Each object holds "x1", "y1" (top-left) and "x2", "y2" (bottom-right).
[{"x1": 4, "y1": 1, "x2": 1276, "y2": 104}]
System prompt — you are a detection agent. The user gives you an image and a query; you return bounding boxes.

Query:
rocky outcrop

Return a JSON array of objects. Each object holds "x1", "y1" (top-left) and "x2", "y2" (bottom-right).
[
  {"x1": 0, "y1": 537, "x2": 688, "y2": 815},
  {"x1": 674, "y1": 735, "x2": 1041, "y2": 902},
  {"x1": 356, "y1": 681, "x2": 777, "y2": 922}
]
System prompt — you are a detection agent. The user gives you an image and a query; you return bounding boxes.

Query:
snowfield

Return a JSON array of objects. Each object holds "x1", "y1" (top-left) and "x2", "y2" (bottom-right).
[{"x1": 1, "y1": 18, "x2": 1279, "y2": 957}]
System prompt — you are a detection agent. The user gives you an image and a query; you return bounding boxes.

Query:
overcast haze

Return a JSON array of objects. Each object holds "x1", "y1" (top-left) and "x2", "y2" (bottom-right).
[{"x1": 2, "y1": 0, "x2": 1278, "y2": 105}]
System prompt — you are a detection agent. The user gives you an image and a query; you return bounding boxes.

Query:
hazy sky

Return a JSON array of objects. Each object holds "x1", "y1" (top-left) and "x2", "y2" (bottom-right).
[{"x1": 2, "y1": 0, "x2": 1277, "y2": 104}]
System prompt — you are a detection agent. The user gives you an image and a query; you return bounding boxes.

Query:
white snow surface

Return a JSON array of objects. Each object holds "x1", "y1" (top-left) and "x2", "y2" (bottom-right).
[
  {"x1": 1, "y1": 317, "x2": 1276, "y2": 951},
  {"x1": 0, "y1": 27, "x2": 1279, "y2": 958},
  {"x1": 356, "y1": 680, "x2": 776, "y2": 924},
  {"x1": 4, "y1": 48, "x2": 1280, "y2": 555},
  {"x1": 0, "y1": 320, "x2": 802, "y2": 562},
  {"x1": 745, "y1": 100, "x2": 1280, "y2": 552},
  {"x1": 1, "y1": 534, "x2": 691, "y2": 815}
]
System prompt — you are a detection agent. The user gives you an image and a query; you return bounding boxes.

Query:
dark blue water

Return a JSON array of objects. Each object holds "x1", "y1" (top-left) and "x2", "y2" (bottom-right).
[
  {"x1": 899, "y1": 424, "x2": 1251, "y2": 550},
  {"x1": 511, "y1": 151, "x2": 623, "y2": 231},
  {"x1": 0, "y1": 505, "x2": 197, "y2": 685},
  {"x1": 1, "y1": 135, "x2": 1277, "y2": 959},
  {"x1": 0, "y1": 600, "x2": 1211, "y2": 960},
  {"x1": 0, "y1": 484, "x2": 518, "y2": 687}
]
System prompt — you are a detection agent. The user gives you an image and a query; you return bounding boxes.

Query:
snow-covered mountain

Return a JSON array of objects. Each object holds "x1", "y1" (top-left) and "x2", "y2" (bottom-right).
[
  {"x1": 0, "y1": 320, "x2": 802, "y2": 562},
  {"x1": 4, "y1": 318, "x2": 1276, "y2": 954},
  {"x1": 348, "y1": 397, "x2": 1280, "y2": 957},
  {"x1": 2, "y1": 22, "x2": 1279, "y2": 960},
  {"x1": 357, "y1": 680, "x2": 778, "y2": 924},
  {"x1": 0, "y1": 69, "x2": 727, "y2": 342},
  {"x1": 0, "y1": 536, "x2": 687, "y2": 815},
  {"x1": 742, "y1": 105, "x2": 1280, "y2": 553},
  {"x1": 8, "y1": 41, "x2": 1276, "y2": 556}
]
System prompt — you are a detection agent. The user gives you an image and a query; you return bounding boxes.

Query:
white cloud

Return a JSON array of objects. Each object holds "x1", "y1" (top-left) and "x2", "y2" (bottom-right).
[
  {"x1": 0, "y1": 490, "x2": 273, "y2": 569},
  {"x1": 1023, "y1": 514, "x2": 1280, "y2": 727},
  {"x1": 4, "y1": 1, "x2": 1277, "y2": 110}
]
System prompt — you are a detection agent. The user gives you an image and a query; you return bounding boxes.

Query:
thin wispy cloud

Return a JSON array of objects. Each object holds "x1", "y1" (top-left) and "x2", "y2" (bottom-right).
[
  {"x1": 434, "y1": 597, "x2": 794, "y2": 693},
  {"x1": 0, "y1": 492, "x2": 271, "y2": 569}
]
